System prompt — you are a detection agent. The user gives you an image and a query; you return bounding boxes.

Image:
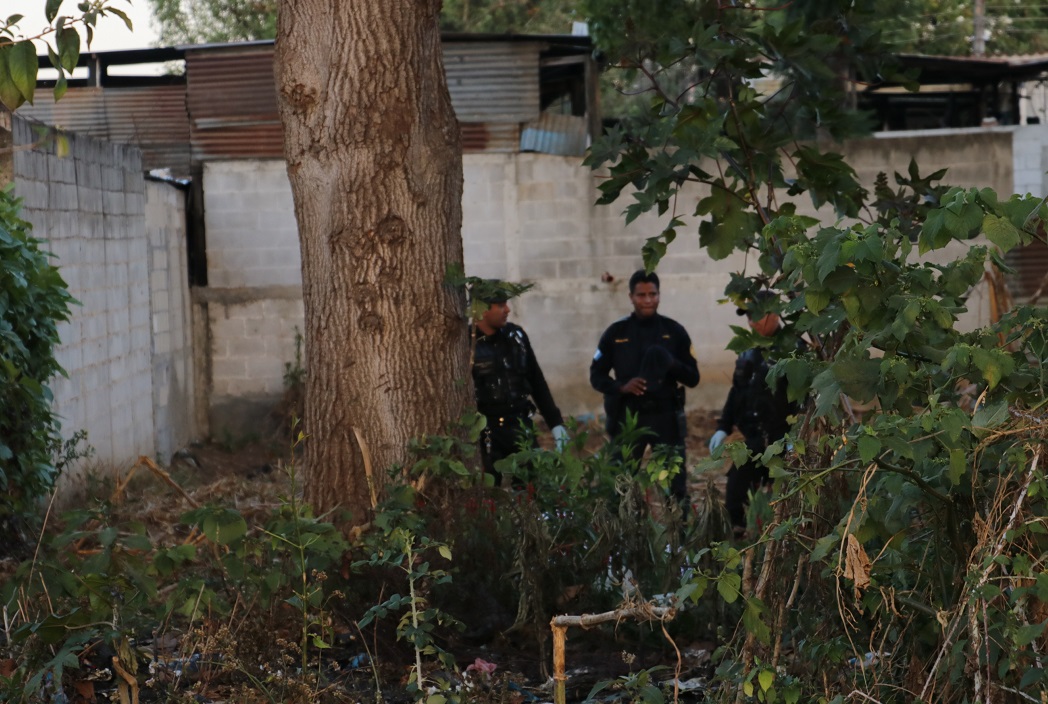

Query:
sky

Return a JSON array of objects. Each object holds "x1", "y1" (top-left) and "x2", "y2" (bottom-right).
[{"x1": 10, "y1": 0, "x2": 159, "y2": 52}]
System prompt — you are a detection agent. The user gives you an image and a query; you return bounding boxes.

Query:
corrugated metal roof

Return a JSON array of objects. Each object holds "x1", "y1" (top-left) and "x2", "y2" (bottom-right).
[
  {"x1": 520, "y1": 112, "x2": 588, "y2": 156},
  {"x1": 16, "y1": 85, "x2": 191, "y2": 176},
  {"x1": 444, "y1": 42, "x2": 541, "y2": 122},
  {"x1": 887, "y1": 53, "x2": 1048, "y2": 85},
  {"x1": 186, "y1": 45, "x2": 279, "y2": 122},
  {"x1": 24, "y1": 36, "x2": 596, "y2": 168},
  {"x1": 185, "y1": 45, "x2": 283, "y2": 162}
]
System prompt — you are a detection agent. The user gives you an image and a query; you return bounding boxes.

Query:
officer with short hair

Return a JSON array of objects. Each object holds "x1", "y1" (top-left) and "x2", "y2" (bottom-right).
[
  {"x1": 709, "y1": 291, "x2": 799, "y2": 533},
  {"x1": 589, "y1": 269, "x2": 700, "y2": 503},
  {"x1": 472, "y1": 290, "x2": 566, "y2": 484}
]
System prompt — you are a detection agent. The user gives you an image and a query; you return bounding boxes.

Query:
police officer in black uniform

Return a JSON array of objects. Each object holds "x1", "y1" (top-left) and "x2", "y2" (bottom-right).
[
  {"x1": 472, "y1": 290, "x2": 566, "y2": 484},
  {"x1": 590, "y1": 270, "x2": 700, "y2": 503},
  {"x1": 709, "y1": 291, "x2": 798, "y2": 533}
]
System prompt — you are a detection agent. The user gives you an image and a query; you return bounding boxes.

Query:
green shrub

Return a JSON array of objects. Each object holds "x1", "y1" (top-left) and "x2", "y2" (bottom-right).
[{"x1": 0, "y1": 186, "x2": 75, "y2": 550}]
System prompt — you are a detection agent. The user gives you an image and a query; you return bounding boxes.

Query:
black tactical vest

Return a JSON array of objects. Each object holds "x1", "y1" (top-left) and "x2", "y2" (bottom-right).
[{"x1": 473, "y1": 325, "x2": 534, "y2": 417}]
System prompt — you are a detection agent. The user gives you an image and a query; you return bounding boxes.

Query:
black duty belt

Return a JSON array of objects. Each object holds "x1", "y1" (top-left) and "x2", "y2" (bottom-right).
[
  {"x1": 483, "y1": 409, "x2": 533, "y2": 428},
  {"x1": 624, "y1": 397, "x2": 675, "y2": 413}
]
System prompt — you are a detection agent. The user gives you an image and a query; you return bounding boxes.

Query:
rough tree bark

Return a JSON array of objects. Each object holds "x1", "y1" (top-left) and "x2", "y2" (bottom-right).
[{"x1": 274, "y1": 0, "x2": 472, "y2": 524}]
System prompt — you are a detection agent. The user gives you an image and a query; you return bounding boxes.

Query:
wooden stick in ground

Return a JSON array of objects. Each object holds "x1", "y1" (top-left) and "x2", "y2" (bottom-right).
[
  {"x1": 552, "y1": 624, "x2": 567, "y2": 704},
  {"x1": 111, "y1": 655, "x2": 139, "y2": 704},
  {"x1": 137, "y1": 456, "x2": 200, "y2": 508},
  {"x1": 550, "y1": 604, "x2": 676, "y2": 704},
  {"x1": 351, "y1": 427, "x2": 379, "y2": 509}
]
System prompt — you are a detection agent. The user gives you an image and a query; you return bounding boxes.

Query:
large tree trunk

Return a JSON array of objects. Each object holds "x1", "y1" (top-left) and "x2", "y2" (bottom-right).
[{"x1": 274, "y1": 0, "x2": 471, "y2": 524}]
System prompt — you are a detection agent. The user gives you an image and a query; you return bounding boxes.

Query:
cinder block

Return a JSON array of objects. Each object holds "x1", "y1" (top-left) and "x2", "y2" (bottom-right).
[
  {"x1": 47, "y1": 155, "x2": 77, "y2": 184},
  {"x1": 212, "y1": 358, "x2": 248, "y2": 379},
  {"x1": 48, "y1": 182, "x2": 79, "y2": 211},
  {"x1": 12, "y1": 179, "x2": 48, "y2": 210},
  {"x1": 556, "y1": 259, "x2": 597, "y2": 279},
  {"x1": 100, "y1": 165, "x2": 124, "y2": 192},
  {"x1": 125, "y1": 191, "x2": 145, "y2": 216},
  {"x1": 519, "y1": 260, "x2": 558, "y2": 279},
  {"x1": 103, "y1": 191, "x2": 127, "y2": 216}
]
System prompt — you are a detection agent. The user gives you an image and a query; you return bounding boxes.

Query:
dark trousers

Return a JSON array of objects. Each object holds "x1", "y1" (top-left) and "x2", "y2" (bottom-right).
[
  {"x1": 725, "y1": 455, "x2": 771, "y2": 529},
  {"x1": 612, "y1": 408, "x2": 688, "y2": 503},
  {"x1": 480, "y1": 415, "x2": 536, "y2": 485}
]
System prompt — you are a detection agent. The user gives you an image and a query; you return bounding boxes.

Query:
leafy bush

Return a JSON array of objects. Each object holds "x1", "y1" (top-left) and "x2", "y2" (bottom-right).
[
  {"x1": 0, "y1": 186, "x2": 75, "y2": 550},
  {"x1": 580, "y1": 0, "x2": 1048, "y2": 700}
]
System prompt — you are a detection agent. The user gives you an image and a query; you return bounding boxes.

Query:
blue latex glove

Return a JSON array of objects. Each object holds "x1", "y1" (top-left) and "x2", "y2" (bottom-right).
[
  {"x1": 709, "y1": 429, "x2": 728, "y2": 452},
  {"x1": 552, "y1": 425, "x2": 569, "y2": 451}
]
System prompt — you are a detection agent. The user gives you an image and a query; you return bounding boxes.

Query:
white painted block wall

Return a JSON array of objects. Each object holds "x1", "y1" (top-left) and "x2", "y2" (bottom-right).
[
  {"x1": 10, "y1": 117, "x2": 195, "y2": 482},
  {"x1": 200, "y1": 126, "x2": 1037, "y2": 431}
]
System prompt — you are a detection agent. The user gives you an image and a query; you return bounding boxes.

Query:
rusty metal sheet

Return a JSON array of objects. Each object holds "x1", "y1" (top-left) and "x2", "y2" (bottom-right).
[
  {"x1": 444, "y1": 42, "x2": 542, "y2": 122},
  {"x1": 186, "y1": 45, "x2": 278, "y2": 121},
  {"x1": 16, "y1": 88, "x2": 107, "y2": 135},
  {"x1": 1006, "y1": 240, "x2": 1048, "y2": 299},
  {"x1": 16, "y1": 85, "x2": 191, "y2": 176},
  {"x1": 191, "y1": 125, "x2": 285, "y2": 162},
  {"x1": 185, "y1": 45, "x2": 281, "y2": 161},
  {"x1": 461, "y1": 122, "x2": 519, "y2": 153}
]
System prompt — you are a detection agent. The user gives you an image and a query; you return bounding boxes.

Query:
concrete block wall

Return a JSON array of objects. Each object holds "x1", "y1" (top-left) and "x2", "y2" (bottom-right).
[
  {"x1": 200, "y1": 126, "x2": 1041, "y2": 428},
  {"x1": 204, "y1": 160, "x2": 300, "y2": 288},
  {"x1": 197, "y1": 160, "x2": 304, "y2": 435},
  {"x1": 8, "y1": 116, "x2": 194, "y2": 484},
  {"x1": 1012, "y1": 124, "x2": 1048, "y2": 198},
  {"x1": 146, "y1": 180, "x2": 196, "y2": 461},
  {"x1": 198, "y1": 293, "x2": 304, "y2": 436},
  {"x1": 463, "y1": 153, "x2": 733, "y2": 413}
]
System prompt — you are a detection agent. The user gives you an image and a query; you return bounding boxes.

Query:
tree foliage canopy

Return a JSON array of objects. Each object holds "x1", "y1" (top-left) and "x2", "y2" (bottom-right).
[
  {"x1": 144, "y1": 0, "x2": 578, "y2": 46},
  {"x1": 873, "y1": 0, "x2": 1048, "y2": 55},
  {"x1": 146, "y1": 0, "x2": 277, "y2": 45}
]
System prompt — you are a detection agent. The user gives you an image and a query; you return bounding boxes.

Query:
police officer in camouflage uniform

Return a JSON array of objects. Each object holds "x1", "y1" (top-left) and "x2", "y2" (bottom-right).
[
  {"x1": 472, "y1": 290, "x2": 566, "y2": 484},
  {"x1": 709, "y1": 292, "x2": 798, "y2": 533},
  {"x1": 590, "y1": 270, "x2": 700, "y2": 503}
]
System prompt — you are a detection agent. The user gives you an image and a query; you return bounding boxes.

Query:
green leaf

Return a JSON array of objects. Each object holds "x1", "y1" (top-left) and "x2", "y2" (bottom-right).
[
  {"x1": 831, "y1": 355, "x2": 880, "y2": 403},
  {"x1": 804, "y1": 289, "x2": 830, "y2": 315},
  {"x1": 717, "y1": 572, "x2": 742, "y2": 604},
  {"x1": 758, "y1": 669, "x2": 774, "y2": 692},
  {"x1": 58, "y1": 27, "x2": 81, "y2": 74},
  {"x1": 45, "y1": 0, "x2": 63, "y2": 24},
  {"x1": 438, "y1": 544, "x2": 452, "y2": 560},
  {"x1": 0, "y1": 47, "x2": 26, "y2": 109},
  {"x1": 7, "y1": 41, "x2": 38, "y2": 104},
  {"x1": 947, "y1": 448, "x2": 967, "y2": 486},
  {"x1": 1015, "y1": 622, "x2": 1046, "y2": 647},
  {"x1": 982, "y1": 214, "x2": 1020, "y2": 253},
  {"x1": 857, "y1": 435, "x2": 881, "y2": 464},
  {"x1": 107, "y1": 6, "x2": 134, "y2": 31},
  {"x1": 972, "y1": 399, "x2": 1009, "y2": 438}
]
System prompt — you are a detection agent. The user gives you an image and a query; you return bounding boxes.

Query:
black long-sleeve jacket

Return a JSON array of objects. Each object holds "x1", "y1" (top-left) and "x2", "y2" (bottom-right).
[
  {"x1": 472, "y1": 322, "x2": 564, "y2": 427},
  {"x1": 717, "y1": 347, "x2": 794, "y2": 450},
  {"x1": 589, "y1": 313, "x2": 700, "y2": 411}
]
